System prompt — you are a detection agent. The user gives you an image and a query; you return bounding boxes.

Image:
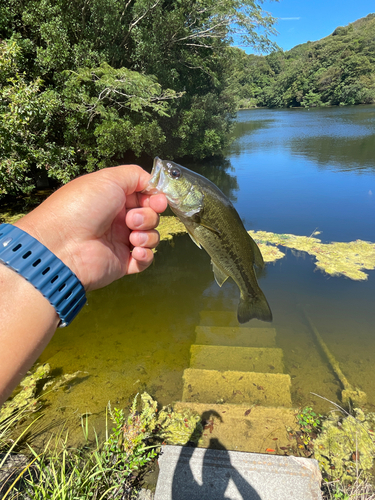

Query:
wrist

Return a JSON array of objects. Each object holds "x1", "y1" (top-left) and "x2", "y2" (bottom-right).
[
  {"x1": 0, "y1": 223, "x2": 87, "y2": 327},
  {"x1": 15, "y1": 214, "x2": 82, "y2": 286}
]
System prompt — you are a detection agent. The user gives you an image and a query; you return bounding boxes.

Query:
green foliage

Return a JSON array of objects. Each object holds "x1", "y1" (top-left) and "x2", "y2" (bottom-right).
[
  {"x1": 2, "y1": 394, "x2": 159, "y2": 499},
  {"x1": 0, "y1": 391, "x2": 203, "y2": 498},
  {"x1": 0, "y1": 0, "x2": 276, "y2": 199},
  {"x1": 229, "y1": 14, "x2": 375, "y2": 109},
  {"x1": 0, "y1": 39, "x2": 79, "y2": 197},
  {"x1": 313, "y1": 409, "x2": 375, "y2": 483},
  {"x1": 297, "y1": 406, "x2": 322, "y2": 435}
]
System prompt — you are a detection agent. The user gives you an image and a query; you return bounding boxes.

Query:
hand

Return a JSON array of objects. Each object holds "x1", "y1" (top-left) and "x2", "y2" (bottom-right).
[{"x1": 15, "y1": 165, "x2": 168, "y2": 291}]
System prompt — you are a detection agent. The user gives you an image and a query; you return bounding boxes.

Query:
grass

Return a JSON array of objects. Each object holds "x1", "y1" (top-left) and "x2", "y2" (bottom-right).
[
  {"x1": 323, "y1": 478, "x2": 375, "y2": 500},
  {"x1": 2, "y1": 379, "x2": 375, "y2": 499},
  {"x1": 0, "y1": 396, "x2": 159, "y2": 500}
]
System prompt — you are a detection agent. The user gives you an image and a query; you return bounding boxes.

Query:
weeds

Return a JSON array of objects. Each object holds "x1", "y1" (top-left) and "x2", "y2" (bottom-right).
[
  {"x1": 0, "y1": 394, "x2": 159, "y2": 499},
  {"x1": 323, "y1": 477, "x2": 375, "y2": 500},
  {"x1": 297, "y1": 407, "x2": 322, "y2": 439}
]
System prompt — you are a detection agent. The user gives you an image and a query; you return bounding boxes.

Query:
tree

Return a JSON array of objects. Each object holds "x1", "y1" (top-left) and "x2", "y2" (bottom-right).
[{"x1": 0, "y1": 0, "x2": 277, "y2": 198}]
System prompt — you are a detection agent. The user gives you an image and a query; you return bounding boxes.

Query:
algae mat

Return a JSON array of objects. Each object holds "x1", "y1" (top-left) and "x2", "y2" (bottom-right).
[
  {"x1": 158, "y1": 216, "x2": 375, "y2": 281},
  {"x1": 3, "y1": 208, "x2": 374, "y2": 281}
]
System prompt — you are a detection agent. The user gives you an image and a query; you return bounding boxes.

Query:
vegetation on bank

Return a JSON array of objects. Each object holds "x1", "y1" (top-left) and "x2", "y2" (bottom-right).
[
  {"x1": 0, "y1": 366, "x2": 203, "y2": 499},
  {"x1": 294, "y1": 404, "x2": 375, "y2": 500},
  {"x1": 0, "y1": 0, "x2": 276, "y2": 199},
  {"x1": 2, "y1": 398, "x2": 375, "y2": 499},
  {"x1": 229, "y1": 13, "x2": 375, "y2": 109},
  {"x1": 1, "y1": 363, "x2": 375, "y2": 499}
]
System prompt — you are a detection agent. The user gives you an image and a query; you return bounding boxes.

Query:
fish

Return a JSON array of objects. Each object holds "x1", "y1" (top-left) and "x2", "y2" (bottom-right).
[{"x1": 145, "y1": 157, "x2": 272, "y2": 323}]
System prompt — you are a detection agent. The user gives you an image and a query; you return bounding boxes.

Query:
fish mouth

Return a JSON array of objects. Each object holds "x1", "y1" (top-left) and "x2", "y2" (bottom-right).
[{"x1": 143, "y1": 157, "x2": 166, "y2": 194}]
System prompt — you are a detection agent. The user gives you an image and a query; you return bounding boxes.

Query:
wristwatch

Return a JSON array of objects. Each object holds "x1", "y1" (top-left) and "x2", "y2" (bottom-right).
[{"x1": 0, "y1": 223, "x2": 87, "y2": 327}]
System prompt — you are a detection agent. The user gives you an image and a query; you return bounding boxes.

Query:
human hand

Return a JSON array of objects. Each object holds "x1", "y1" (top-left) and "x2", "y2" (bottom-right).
[{"x1": 15, "y1": 165, "x2": 168, "y2": 291}]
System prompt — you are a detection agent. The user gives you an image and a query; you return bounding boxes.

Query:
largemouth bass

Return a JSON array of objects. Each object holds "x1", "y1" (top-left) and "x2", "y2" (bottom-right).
[{"x1": 146, "y1": 157, "x2": 272, "y2": 323}]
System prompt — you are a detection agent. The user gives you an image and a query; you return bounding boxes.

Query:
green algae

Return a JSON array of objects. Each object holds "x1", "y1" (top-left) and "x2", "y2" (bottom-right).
[
  {"x1": 0, "y1": 364, "x2": 51, "y2": 424},
  {"x1": 250, "y1": 230, "x2": 375, "y2": 281},
  {"x1": 313, "y1": 408, "x2": 375, "y2": 482},
  {"x1": 140, "y1": 392, "x2": 202, "y2": 446},
  {"x1": 158, "y1": 216, "x2": 375, "y2": 281}
]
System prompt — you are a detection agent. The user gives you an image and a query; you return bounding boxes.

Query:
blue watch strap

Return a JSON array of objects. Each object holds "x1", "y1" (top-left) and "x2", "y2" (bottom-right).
[{"x1": 0, "y1": 223, "x2": 87, "y2": 327}]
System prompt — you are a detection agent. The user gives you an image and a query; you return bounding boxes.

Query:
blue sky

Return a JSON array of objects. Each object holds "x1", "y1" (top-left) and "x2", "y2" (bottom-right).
[{"x1": 240, "y1": 0, "x2": 375, "y2": 53}]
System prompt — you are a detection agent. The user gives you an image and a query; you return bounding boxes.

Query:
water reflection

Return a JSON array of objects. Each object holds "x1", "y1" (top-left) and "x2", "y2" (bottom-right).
[
  {"x1": 232, "y1": 106, "x2": 375, "y2": 175},
  {"x1": 289, "y1": 134, "x2": 375, "y2": 172},
  {"x1": 178, "y1": 156, "x2": 239, "y2": 202}
]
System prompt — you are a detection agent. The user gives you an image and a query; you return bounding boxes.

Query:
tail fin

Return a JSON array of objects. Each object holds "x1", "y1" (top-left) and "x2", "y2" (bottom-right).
[{"x1": 237, "y1": 292, "x2": 273, "y2": 324}]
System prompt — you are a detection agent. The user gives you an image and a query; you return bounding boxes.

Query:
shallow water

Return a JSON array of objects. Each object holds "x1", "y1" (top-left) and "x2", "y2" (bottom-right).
[{"x1": 37, "y1": 105, "x2": 375, "y2": 444}]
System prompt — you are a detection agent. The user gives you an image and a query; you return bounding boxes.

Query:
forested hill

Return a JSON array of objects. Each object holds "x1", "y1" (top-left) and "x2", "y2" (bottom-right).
[{"x1": 230, "y1": 13, "x2": 375, "y2": 108}]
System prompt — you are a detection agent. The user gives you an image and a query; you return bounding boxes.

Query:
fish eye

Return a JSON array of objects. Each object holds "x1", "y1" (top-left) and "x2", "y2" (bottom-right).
[{"x1": 170, "y1": 167, "x2": 181, "y2": 179}]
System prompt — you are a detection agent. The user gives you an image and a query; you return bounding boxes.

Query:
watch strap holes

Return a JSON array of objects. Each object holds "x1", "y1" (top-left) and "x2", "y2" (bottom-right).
[{"x1": 0, "y1": 223, "x2": 87, "y2": 327}]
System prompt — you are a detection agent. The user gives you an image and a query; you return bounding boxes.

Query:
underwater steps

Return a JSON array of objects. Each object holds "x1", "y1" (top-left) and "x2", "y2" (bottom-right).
[
  {"x1": 178, "y1": 310, "x2": 298, "y2": 454},
  {"x1": 156, "y1": 312, "x2": 323, "y2": 497}
]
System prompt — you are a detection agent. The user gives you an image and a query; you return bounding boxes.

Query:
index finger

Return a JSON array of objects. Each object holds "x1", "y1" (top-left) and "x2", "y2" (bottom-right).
[{"x1": 126, "y1": 192, "x2": 168, "y2": 213}]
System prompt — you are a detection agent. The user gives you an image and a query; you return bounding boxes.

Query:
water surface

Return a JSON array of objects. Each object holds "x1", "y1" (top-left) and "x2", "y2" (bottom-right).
[{"x1": 38, "y1": 105, "x2": 375, "y2": 443}]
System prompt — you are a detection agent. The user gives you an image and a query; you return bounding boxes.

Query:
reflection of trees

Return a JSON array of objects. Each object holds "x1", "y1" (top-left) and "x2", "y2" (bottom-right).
[
  {"x1": 231, "y1": 117, "x2": 273, "y2": 140},
  {"x1": 178, "y1": 157, "x2": 239, "y2": 202},
  {"x1": 288, "y1": 134, "x2": 375, "y2": 173}
]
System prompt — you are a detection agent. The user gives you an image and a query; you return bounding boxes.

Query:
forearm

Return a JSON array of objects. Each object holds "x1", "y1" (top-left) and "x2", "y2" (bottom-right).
[
  {"x1": 0, "y1": 262, "x2": 60, "y2": 405},
  {"x1": 0, "y1": 165, "x2": 166, "y2": 407}
]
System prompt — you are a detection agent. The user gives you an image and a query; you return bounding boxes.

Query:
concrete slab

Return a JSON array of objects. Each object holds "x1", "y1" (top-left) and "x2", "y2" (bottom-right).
[
  {"x1": 155, "y1": 445, "x2": 323, "y2": 500},
  {"x1": 174, "y1": 402, "x2": 298, "y2": 453},
  {"x1": 195, "y1": 326, "x2": 277, "y2": 348},
  {"x1": 189, "y1": 345, "x2": 284, "y2": 373},
  {"x1": 182, "y1": 369, "x2": 292, "y2": 406}
]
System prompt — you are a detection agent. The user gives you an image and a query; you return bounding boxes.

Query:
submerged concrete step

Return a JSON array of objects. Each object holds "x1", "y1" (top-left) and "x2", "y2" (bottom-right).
[
  {"x1": 155, "y1": 445, "x2": 323, "y2": 500},
  {"x1": 174, "y1": 401, "x2": 298, "y2": 454},
  {"x1": 189, "y1": 345, "x2": 284, "y2": 373},
  {"x1": 195, "y1": 326, "x2": 277, "y2": 348},
  {"x1": 199, "y1": 310, "x2": 246, "y2": 326},
  {"x1": 182, "y1": 368, "x2": 292, "y2": 407},
  {"x1": 199, "y1": 310, "x2": 273, "y2": 328}
]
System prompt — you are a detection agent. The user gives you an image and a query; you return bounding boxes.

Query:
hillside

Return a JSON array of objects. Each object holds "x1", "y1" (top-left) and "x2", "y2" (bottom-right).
[{"x1": 229, "y1": 13, "x2": 375, "y2": 108}]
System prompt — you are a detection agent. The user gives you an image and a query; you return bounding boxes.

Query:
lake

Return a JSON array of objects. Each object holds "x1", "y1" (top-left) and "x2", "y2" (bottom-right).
[{"x1": 38, "y1": 105, "x2": 375, "y2": 443}]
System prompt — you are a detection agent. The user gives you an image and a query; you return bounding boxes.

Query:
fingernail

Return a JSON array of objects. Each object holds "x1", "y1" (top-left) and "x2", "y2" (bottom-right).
[
  {"x1": 133, "y1": 213, "x2": 144, "y2": 228},
  {"x1": 138, "y1": 233, "x2": 148, "y2": 245}
]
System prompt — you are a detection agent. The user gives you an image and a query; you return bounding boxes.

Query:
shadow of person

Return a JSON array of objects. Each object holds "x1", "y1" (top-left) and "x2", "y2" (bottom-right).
[{"x1": 170, "y1": 411, "x2": 261, "y2": 500}]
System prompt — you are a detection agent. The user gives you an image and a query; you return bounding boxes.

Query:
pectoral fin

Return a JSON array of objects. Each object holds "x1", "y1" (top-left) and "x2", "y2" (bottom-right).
[
  {"x1": 186, "y1": 228, "x2": 202, "y2": 249},
  {"x1": 212, "y1": 261, "x2": 229, "y2": 287},
  {"x1": 191, "y1": 214, "x2": 221, "y2": 236}
]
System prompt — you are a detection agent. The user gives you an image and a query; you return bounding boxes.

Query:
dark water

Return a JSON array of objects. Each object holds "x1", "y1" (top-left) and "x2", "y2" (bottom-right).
[{"x1": 38, "y1": 105, "x2": 375, "y2": 442}]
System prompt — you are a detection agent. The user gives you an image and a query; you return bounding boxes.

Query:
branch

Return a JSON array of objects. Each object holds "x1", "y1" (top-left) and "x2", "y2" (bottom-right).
[{"x1": 122, "y1": 0, "x2": 162, "y2": 47}]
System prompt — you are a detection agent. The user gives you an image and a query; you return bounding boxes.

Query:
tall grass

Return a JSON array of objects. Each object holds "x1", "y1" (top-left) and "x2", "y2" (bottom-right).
[{"x1": 1, "y1": 398, "x2": 158, "y2": 500}]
